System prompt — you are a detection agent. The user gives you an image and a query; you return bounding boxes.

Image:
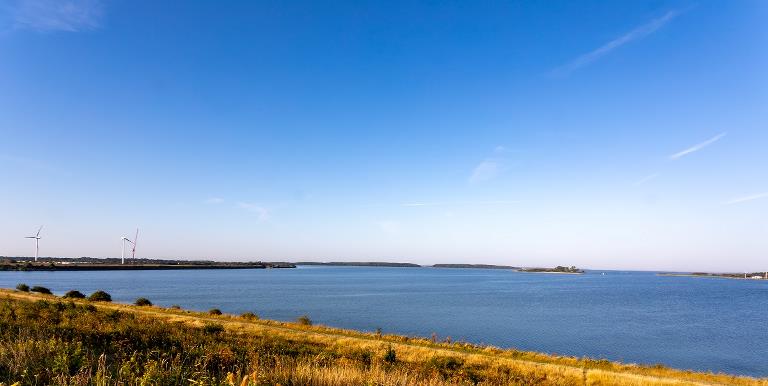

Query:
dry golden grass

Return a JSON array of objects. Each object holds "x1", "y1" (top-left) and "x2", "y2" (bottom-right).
[{"x1": 0, "y1": 288, "x2": 765, "y2": 386}]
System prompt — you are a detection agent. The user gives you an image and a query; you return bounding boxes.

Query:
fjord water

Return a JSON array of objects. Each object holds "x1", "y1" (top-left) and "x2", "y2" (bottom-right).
[{"x1": 1, "y1": 267, "x2": 766, "y2": 377}]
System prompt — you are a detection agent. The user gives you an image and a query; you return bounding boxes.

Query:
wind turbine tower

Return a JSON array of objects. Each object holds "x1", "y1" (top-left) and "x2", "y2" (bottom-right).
[
  {"x1": 24, "y1": 226, "x2": 43, "y2": 262},
  {"x1": 120, "y1": 236, "x2": 134, "y2": 265}
]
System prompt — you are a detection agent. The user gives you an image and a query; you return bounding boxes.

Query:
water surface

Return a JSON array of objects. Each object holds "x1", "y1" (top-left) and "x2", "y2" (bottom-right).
[{"x1": 1, "y1": 267, "x2": 766, "y2": 377}]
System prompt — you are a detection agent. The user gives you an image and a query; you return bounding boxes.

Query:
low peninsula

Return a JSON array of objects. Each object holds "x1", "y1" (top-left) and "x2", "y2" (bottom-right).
[
  {"x1": 0, "y1": 257, "x2": 296, "y2": 271},
  {"x1": 659, "y1": 272, "x2": 767, "y2": 280}
]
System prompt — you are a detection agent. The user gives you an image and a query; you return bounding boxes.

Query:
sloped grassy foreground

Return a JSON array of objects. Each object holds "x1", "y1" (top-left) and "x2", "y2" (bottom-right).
[{"x1": 0, "y1": 289, "x2": 765, "y2": 386}]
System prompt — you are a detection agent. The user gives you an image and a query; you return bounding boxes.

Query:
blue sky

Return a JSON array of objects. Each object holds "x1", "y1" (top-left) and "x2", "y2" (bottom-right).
[{"x1": 0, "y1": 0, "x2": 766, "y2": 271}]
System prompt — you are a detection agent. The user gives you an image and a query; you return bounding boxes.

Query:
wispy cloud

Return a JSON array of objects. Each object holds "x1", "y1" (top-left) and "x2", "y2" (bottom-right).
[
  {"x1": 401, "y1": 202, "x2": 437, "y2": 207},
  {"x1": 669, "y1": 132, "x2": 727, "y2": 160},
  {"x1": 236, "y1": 202, "x2": 270, "y2": 221},
  {"x1": 204, "y1": 197, "x2": 224, "y2": 204},
  {"x1": 633, "y1": 173, "x2": 660, "y2": 186},
  {"x1": 632, "y1": 131, "x2": 724, "y2": 189},
  {"x1": 401, "y1": 200, "x2": 521, "y2": 207},
  {"x1": 469, "y1": 146, "x2": 509, "y2": 183},
  {"x1": 11, "y1": 0, "x2": 103, "y2": 32},
  {"x1": 725, "y1": 192, "x2": 768, "y2": 205},
  {"x1": 469, "y1": 160, "x2": 500, "y2": 183},
  {"x1": 493, "y1": 145, "x2": 508, "y2": 153},
  {"x1": 552, "y1": 10, "x2": 682, "y2": 76}
]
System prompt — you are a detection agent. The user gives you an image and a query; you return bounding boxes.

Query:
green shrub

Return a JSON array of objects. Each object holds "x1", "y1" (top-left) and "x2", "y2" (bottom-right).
[
  {"x1": 427, "y1": 356, "x2": 464, "y2": 378},
  {"x1": 240, "y1": 312, "x2": 258, "y2": 320},
  {"x1": 347, "y1": 348, "x2": 373, "y2": 368},
  {"x1": 63, "y1": 290, "x2": 85, "y2": 299},
  {"x1": 88, "y1": 290, "x2": 112, "y2": 302},
  {"x1": 202, "y1": 323, "x2": 224, "y2": 334},
  {"x1": 384, "y1": 345, "x2": 397, "y2": 364},
  {"x1": 15, "y1": 283, "x2": 29, "y2": 292},
  {"x1": 134, "y1": 297, "x2": 152, "y2": 306},
  {"x1": 106, "y1": 310, "x2": 121, "y2": 321},
  {"x1": 208, "y1": 308, "x2": 222, "y2": 315},
  {"x1": 297, "y1": 315, "x2": 312, "y2": 326},
  {"x1": 30, "y1": 286, "x2": 52, "y2": 294}
]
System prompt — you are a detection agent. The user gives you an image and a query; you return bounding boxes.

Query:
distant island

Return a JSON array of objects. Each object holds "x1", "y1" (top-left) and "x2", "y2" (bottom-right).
[
  {"x1": 518, "y1": 266, "x2": 584, "y2": 274},
  {"x1": 432, "y1": 264, "x2": 519, "y2": 270},
  {"x1": 659, "y1": 272, "x2": 767, "y2": 280},
  {"x1": 0, "y1": 257, "x2": 295, "y2": 271},
  {"x1": 295, "y1": 261, "x2": 421, "y2": 267},
  {"x1": 293, "y1": 262, "x2": 584, "y2": 273}
]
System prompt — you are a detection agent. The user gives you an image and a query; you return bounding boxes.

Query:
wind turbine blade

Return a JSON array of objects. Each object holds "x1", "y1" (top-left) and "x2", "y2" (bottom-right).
[
  {"x1": 36, "y1": 225, "x2": 43, "y2": 237},
  {"x1": 131, "y1": 228, "x2": 139, "y2": 259}
]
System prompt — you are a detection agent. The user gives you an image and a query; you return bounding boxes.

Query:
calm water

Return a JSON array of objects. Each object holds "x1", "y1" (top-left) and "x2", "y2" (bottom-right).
[{"x1": 1, "y1": 267, "x2": 766, "y2": 377}]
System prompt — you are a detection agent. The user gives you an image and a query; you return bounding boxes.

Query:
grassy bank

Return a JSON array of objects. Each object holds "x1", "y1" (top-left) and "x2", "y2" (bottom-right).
[{"x1": 0, "y1": 289, "x2": 764, "y2": 386}]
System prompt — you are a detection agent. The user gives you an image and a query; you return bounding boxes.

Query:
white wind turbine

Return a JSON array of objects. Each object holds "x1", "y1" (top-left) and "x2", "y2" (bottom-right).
[
  {"x1": 120, "y1": 236, "x2": 134, "y2": 265},
  {"x1": 24, "y1": 225, "x2": 43, "y2": 262}
]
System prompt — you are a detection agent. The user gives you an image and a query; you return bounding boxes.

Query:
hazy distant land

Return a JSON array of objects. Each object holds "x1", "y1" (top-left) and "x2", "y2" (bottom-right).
[
  {"x1": 0, "y1": 257, "x2": 295, "y2": 271},
  {"x1": 659, "y1": 272, "x2": 767, "y2": 280},
  {"x1": 2, "y1": 257, "x2": 589, "y2": 274},
  {"x1": 432, "y1": 263, "x2": 519, "y2": 269},
  {"x1": 295, "y1": 261, "x2": 421, "y2": 267}
]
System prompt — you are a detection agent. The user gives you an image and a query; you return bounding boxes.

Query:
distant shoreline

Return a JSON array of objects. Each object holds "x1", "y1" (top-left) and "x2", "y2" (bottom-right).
[
  {"x1": 294, "y1": 262, "x2": 586, "y2": 274},
  {"x1": 431, "y1": 264, "x2": 519, "y2": 270},
  {"x1": 2, "y1": 257, "x2": 590, "y2": 274},
  {"x1": 0, "y1": 260, "x2": 295, "y2": 272},
  {"x1": 658, "y1": 272, "x2": 767, "y2": 281},
  {"x1": 295, "y1": 262, "x2": 420, "y2": 267}
]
